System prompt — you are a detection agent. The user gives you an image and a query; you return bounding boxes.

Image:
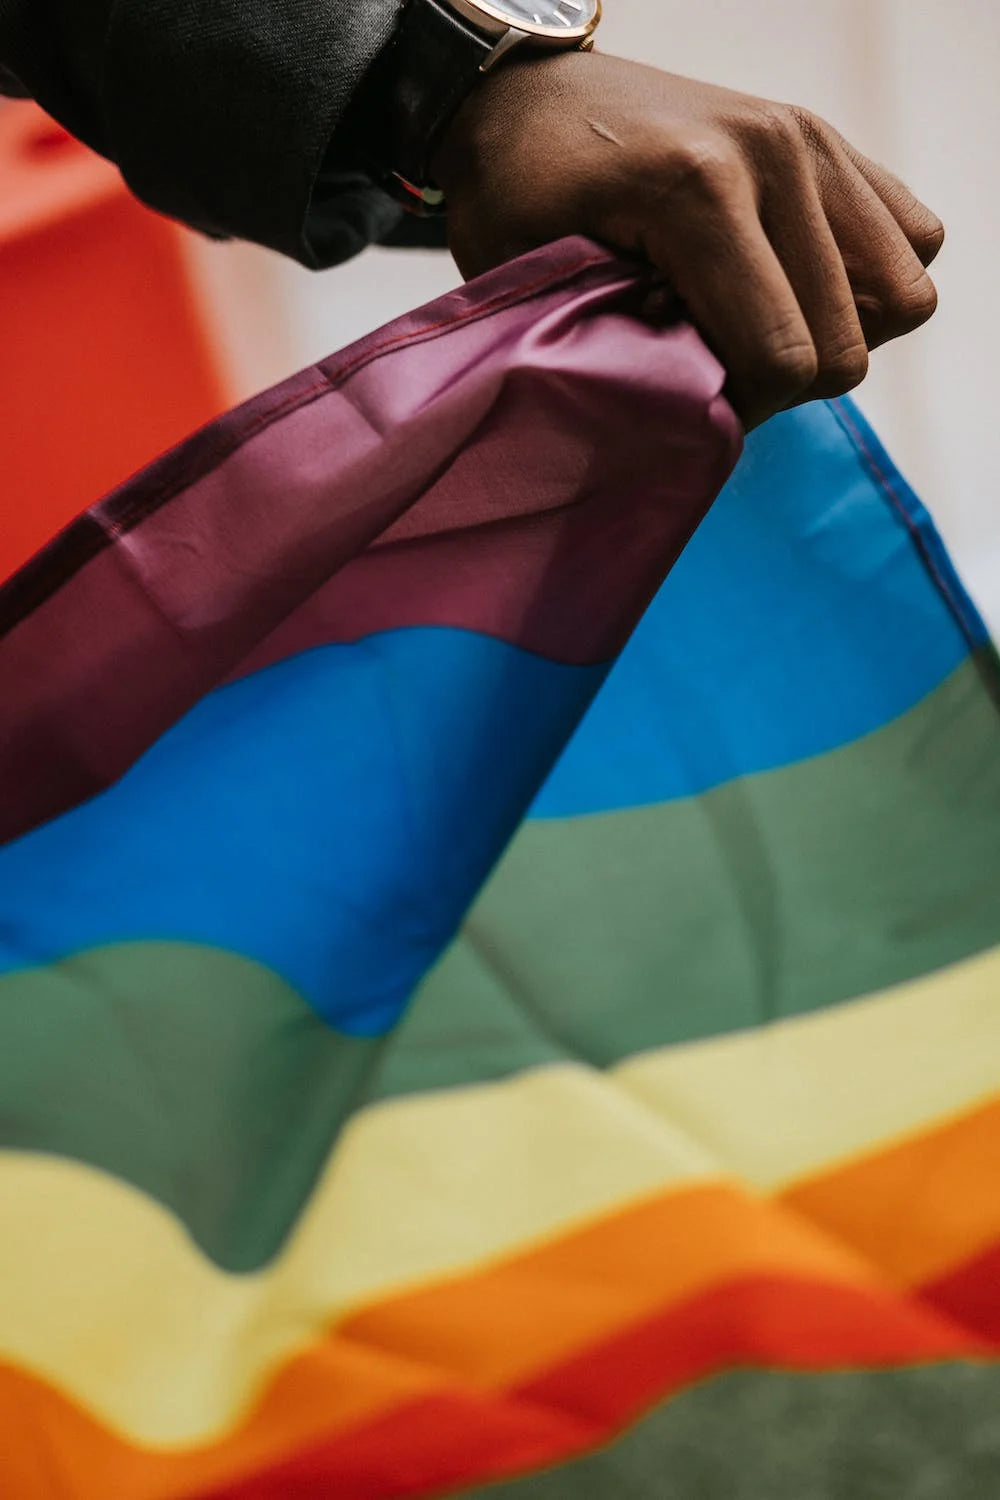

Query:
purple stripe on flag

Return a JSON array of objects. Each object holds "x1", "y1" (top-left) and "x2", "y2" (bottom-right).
[{"x1": 0, "y1": 239, "x2": 740, "y2": 845}]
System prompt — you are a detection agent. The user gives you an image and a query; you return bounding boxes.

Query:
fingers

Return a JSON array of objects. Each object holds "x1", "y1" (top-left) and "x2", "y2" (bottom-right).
[
  {"x1": 768, "y1": 109, "x2": 939, "y2": 351},
  {"x1": 759, "y1": 157, "x2": 869, "y2": 403},
  {"x1": 834, "y1": 131, "x2": 945, "y2": 267},
  {"x1": 639, "y1": 155, "x2": 819, "y2": 429},
  {"x1": 440, "y1": 47, "x2": 946, "y2": 433},
  {"x1": 819, "y1": 156, "x2": 940, "y2": 350},
  {"x1": 633, "y1": 112, "x2": 940, "y2": 428}
]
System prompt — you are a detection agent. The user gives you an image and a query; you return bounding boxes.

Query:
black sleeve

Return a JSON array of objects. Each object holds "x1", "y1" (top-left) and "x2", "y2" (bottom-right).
[{"x1": 0, "y1": 0, "x2": 444, "y2": 266}]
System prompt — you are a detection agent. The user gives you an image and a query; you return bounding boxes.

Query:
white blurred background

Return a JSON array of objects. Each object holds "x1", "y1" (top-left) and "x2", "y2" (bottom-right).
[{"x1": 187, "y1": 0, "x2": 1000, "y2": 629}]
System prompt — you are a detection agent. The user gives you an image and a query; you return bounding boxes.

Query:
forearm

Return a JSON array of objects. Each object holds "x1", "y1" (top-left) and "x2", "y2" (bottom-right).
[{"x1": 0, "y1": 0, "x2": 405, "y2": 265}]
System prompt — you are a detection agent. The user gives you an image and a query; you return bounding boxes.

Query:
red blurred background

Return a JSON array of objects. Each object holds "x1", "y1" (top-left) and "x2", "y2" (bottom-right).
[{"x1": 0, "y1": 102, "x2": 233, "y2": 583}]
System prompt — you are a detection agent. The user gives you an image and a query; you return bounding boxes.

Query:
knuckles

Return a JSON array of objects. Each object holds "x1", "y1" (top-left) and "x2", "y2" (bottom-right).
[
  {"x1": 645, "y1": 125, "x2": 746, "y2": 202},
  {"x1": 746, "y1": 100, "x2": 821, "y2": 163},
  {"x1": 740, "y1": 332, "x2": 869, "y2": 427},
  {"x1": 783, "y1": 103, "x2": 828, "y2": 151},
  {"x1": 751, "y1": 329, "x2": 871, "y2": 409},
  {"x1": 812, "y1": 341, "x2": 870, "y2": 398},
  {"x1": 857, "y1": 271, "x2": 939, "y2": 339},
  {"x1": 750, "y1": 101, "x2": 805, "y2": 150},
  {"x1": 899, "y1": 274, "x2": 939, "y2": 328},
  {"x1": 911, "y1": 217, "x2": 946, "y2": 267},
  {"x1": 755, "y1": 337, "x2": 820, "y2": 404},
  {"x1": 636, "y1": 99, "x2": 827, "y2": 214},
  {"x1": 622, "y1": 98, "x2": 831, "y2": 207}
]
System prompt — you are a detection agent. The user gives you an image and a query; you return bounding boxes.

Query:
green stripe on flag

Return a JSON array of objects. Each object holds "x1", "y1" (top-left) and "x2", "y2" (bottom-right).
[
  {"x1": 1, "y1": 657, "x2": 998, "y2": 1271},
  {"x1": 460, "y1": 1362, "x2": 1000, "y2": 1500},
  {"x1": 386, "y1": 654, "x2": 1000, "y2": 1095}
]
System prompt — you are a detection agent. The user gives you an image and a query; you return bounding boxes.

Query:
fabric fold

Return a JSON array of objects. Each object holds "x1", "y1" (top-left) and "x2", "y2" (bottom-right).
[{"x1": 1, "y1": 239, "x2": 998, "y2": 1499}]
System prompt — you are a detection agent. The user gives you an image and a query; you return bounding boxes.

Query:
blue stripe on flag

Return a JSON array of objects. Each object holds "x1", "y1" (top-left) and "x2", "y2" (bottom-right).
[
  {"x1": 531, "y1": 401, "x2": 976, "y2": 819},
  {"x1": 0, "y1": 630, "x2": 605, "y2": 1034}
]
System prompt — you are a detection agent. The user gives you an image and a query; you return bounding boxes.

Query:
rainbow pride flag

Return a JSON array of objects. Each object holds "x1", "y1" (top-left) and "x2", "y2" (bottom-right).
[{"x1": 1, "y1": 238, "x2": 999, "y2": 1498}]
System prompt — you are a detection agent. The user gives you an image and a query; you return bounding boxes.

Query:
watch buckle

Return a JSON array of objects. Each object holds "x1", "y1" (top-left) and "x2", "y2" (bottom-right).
[{"x1": 390, "y1": 172, "x2": 447, "y2": 216}]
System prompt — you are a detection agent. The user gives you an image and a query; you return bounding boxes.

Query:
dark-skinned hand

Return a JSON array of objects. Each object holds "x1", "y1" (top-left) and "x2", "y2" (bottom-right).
[{"x1": 432, "y1": 51, "x2": 944, "y2": 430}]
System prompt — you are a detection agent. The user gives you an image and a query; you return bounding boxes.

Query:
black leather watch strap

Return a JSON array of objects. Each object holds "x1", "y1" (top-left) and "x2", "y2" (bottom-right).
[
  {"x1": 346, "y1": 0, "x2": 495, "y2": 211},
  {"x1": 392, "y1": 0, "x2": 495, "y2": 191}
]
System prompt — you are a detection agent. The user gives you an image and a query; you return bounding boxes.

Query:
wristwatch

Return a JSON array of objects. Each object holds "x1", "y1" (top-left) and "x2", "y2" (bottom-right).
[{"x1": 362, "y1": 0, "x2": 602, "y2": 213}]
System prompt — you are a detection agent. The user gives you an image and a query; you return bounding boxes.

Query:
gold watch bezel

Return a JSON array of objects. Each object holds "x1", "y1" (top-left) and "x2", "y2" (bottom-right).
[{"x1": 446, "y1": 0, "x2": 601, "y2": 47}]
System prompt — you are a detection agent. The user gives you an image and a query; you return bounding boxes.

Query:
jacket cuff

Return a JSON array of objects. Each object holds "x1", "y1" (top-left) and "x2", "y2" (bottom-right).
[{"x1": 103, "y1": 0, "x2": 402, "y2": 267}]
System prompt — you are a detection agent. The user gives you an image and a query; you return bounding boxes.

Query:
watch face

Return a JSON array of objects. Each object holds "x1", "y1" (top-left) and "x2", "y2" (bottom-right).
[
  {"x1": 469, "y1": 0, "x2": 600, "y2": 38},
  {"x1": 499, "y1": 0, "x2": 598, "y2": 25}
]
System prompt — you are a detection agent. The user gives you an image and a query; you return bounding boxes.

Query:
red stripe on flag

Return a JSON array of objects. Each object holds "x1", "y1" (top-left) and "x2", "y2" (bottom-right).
[
  {"x1": 204, "y1": 1273, "x2": 993, "y2": 1499},
  {"x1": 919, "y1": 1237, "x2": 1000, "y2": 1342}
]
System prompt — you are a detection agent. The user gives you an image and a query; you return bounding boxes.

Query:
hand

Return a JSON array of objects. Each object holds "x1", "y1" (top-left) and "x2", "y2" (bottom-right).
[{"x1": 432, "y1": 51, "x2": 944, "y2": 430}]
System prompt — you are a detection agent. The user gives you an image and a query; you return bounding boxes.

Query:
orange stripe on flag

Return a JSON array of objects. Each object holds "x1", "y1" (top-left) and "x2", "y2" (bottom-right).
[
  {"x1": 206, "y1": 1276, "x2": 992, "y2": 1500},
  {"x1": 781, "y1": 1096, "x2": 1000, "y2": 1288},
  {"x1": 1, "y1": 1181, "x2": 994, "y2": 1499},
  {"x1": 339, "y1": 1181, "x2": 874, "y2": 1385}
]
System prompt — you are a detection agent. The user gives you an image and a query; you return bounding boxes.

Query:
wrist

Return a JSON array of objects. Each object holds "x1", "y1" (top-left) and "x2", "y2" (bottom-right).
[
  {"x1": 430, "y1": 54, "x2": 527, "y2": 199},
  {"x1": 360, "y1": 0, "x2": 600, "y2": 214},
  {"x1": 432, "y1": 47, "x2": 590, "y2": 202}
]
